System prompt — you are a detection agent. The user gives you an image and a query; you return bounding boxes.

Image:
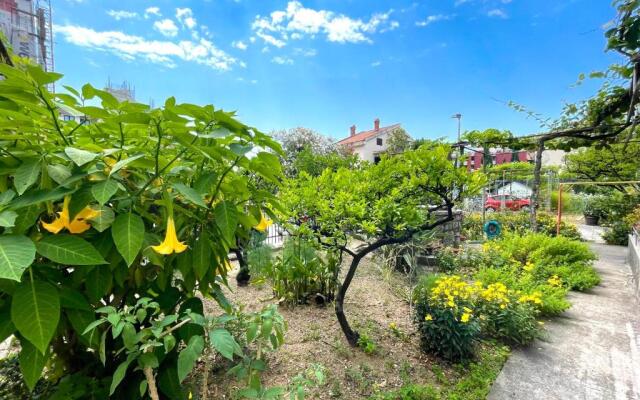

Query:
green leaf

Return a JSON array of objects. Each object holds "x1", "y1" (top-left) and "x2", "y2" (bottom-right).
[
  {"x1": 110, "y1": 353, "x2": 135, "y2": 395},
  {"x1": 36, "y1": 235, "x2": 107, "y2": 266},
  {"x1": 19, "y1": 338, "x2": 48, "y2": 390},
  {"x1": 0, "y1": 190, "x2": 16, "y2": 207},
  {"x1": 91, "y1": 179, "x2": 119, "y2": 205},
  {"x1": 67, "y1": 185, "x2": 94, "y2": 220},
  {"x1": 46, "y1": 164, "x2": 72, "y2": 185},
  {"x1": 177, "y1": 335, "x2": 204, "y2": 382},
  {"x1": 90, "y1": 206, "x2": 115, "y2": 232},
  {"x1": 158, "y1": 366, "x2": 185, "y2": 400},
  {"x1": 0, "y1": 210, "x2": 18, "y2": 227},
  {"x1": 9, "y1": 186, "x2": 76, "y2": 210},
  {"x1": 14, "y1": 159, "x2": 41, "y2": 195},
  {"x1": 109, "y1": 154, "x2": 144, "y2": 176},
  {"x1": 65, "y1": 147, "x2": 98, "y2": 166},
  {"x1": 192, "y1": 233, "x2": 212, "y2": 280},
  {"x1": 67, "y1": 309, "x2": 100, "y2": 348},
  {"x1": 10, "y1": 204, "x2": 43, "y2": 235},
  {"x1": 0, "y1": 235, "x2": 36, "y2": 281},
  {"x1": 0, "y1": 308, "x2": 15, "y2": 343},
  {"x1": 214, "y1": 201, "x2": 238, "y2": 245},
  {"x1": 121, "y1": 322, "x2": 137, "y2": 349},
  {"x1": 172, "y1": 183, "x2": 206, "y2": 208},
  {"x1": 209, "y1": 328, "x2": 240, "y2": 361},
  {"x1": 11, "y1": 279, "x2": 60, "y2": 354},
  {"x1": 60, "y1": 289, "x2": 92, "y2": 311},
  {"x1": 86, "y1": 266, "x2": 113, "y2": 303},
  {"x1": 111, "y1": 213, "x2": 145, "y2": 267}
]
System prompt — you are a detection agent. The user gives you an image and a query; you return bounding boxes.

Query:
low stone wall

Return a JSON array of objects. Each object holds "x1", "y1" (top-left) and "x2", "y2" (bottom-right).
[{"x1": 628, "y1": 232, "x2": 640, "y2": 302}]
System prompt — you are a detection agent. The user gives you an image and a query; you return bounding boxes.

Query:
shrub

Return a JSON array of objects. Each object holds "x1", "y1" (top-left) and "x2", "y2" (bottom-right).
[
  {"x1": 602, "y1": 221, "x2": 631, "y2": 246},
  {"x1": 435, "y1": 247, "x2": 486, "y2": 274},
  {"x1": 0, "y1": 58, "x2": 286, "y2": 397},
  {"x1": 370, "y1": 384, "x2": 441, "y2": 400},
  {"x1": 462, "y1": 212, "x2": 581, "y2": 241},
  {"x1": 414, "y1": 276, "x2": 481, "y2": 361},
  {"x1": 257, "y1": 236, "x2": 339, "y2": 305},
  {"x1": 476, "y1": 283, "x2": 541, "y2": 345}
]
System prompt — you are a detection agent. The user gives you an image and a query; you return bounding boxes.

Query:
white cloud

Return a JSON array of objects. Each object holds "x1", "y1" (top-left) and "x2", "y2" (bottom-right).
[
  {"x1": 371, "y1": 61, "x2": 381, "y2": 67},
  {"x1": 416, "y1": 14, "x2": 453, "y2": 27},
  {"x1": 144, "y1": 7, "x2": 161, "y2": 18},
  {"x1": 487, "y1": 9, "x2": 508, "y2": 18},
  {"x1": 272, "y1": 56, "x2": 293, "y2": 65},
  {"x1": 232, "y1": 40, "x2": 248, "y2": 50},
  {"x1": 252, "y1": 1, "x2": 397, "y2": 47},
  {"x1": 154, "y1": 19, "x2": 179, "y2": 37},
  {"x1": 176, "y1": 8, "x2": 197, "y2": 30},
  {"x1": 107, "y1": 10, "x2": 138, "y2": 20},
  {"x1": 294, "y1": 47, "x2": 317, "y2": 56},
  {"x1": 54, "y1": 24, "x2": 238, "y2": 71}
]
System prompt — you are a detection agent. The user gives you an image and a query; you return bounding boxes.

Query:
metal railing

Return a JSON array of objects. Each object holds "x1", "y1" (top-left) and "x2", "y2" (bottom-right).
[
  {"x1": 263, "y1": 223, "x2": 288, "y2": 248},
  {"x1": 633, "y1": 226, "x2": 639, "y2": 247}
]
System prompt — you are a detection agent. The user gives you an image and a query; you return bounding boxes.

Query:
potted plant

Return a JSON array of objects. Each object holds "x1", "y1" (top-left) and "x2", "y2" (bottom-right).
[{"x1": 583, "y1": 195, "x2": 606, "y2": 226}]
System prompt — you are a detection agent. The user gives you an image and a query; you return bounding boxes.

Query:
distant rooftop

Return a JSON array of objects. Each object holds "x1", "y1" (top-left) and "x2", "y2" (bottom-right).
[{"x1": 337, "y1": 118, "x2": 401, "y2": 145}]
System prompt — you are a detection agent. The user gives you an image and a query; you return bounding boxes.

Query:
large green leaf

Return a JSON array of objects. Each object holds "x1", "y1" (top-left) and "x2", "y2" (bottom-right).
[
  {"x1": 172, "y1": 183, "x2": 206, "y2": 208},
  {"x1": 110, "y1": 353, "x2": 135, "y2": 395},
  {"x1": 91, "y1": 179, "x2": 119, "y2": 205},
  {"x1": 214, "y1": 201, "x2": 238, "y2": 245},
  {"x1": 111, "y1": 213, "x2": 144, "y2": 267},
  {"x1": 67, "y1": 309, "x2": 100, "y2": 348},
  {"x1": 0, "y1": 308, "x2": 15, "y2": 343},
  {"x1": 192, "y1": 233, "x2": 212, "y2": 280},
  {"x1": 19, "y1": 338, "x2": 48, "y2": 390},
  {"x1": 65, "y1": 147, "x2": 98, "y2": 166},
  {"x1": 11, "y1": 279, "x2": 60, "y2": 354},
  {"x1": 14, "y1": 159, "x2": 41, "y2": 195},
  {"x1": 158, "y1": 365, "x2": 186, "y2": 400},
  {"x1": 46, "y1": 164, "x2": 72, "y2": 185},
  {"x1": 86, "y1": 266, "x2": 113, "y2": 303},
  {"x1": 0, "y1": 235, "x2": 36, "y2": 281},
  {"x1": 109, "y1": 154, "x2": 144, "y2": 176},
  {"x1": 36, "y1": 235, "x2": 107, "y2": 266},
  {"x1": 0, "y1": 210, "x2": 18, "y2": 227},
  {"x1": 8, "y1": 186, "x2": 76, "y2": 210},
  {"x1": 177, "y1": 335, "x2": 204, "y2": 382},
  {"x1": 209, "y1": 328, "x2": 241, "y2": 361},
  {"x1": 90, "y1": 206, "x2": 115, "y2": 232}
]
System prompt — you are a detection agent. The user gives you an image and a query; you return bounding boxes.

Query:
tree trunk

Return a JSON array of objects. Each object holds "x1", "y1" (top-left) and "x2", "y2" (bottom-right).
[
  {"x1": 234, "y1": 247, "x2": 250, "y2": 287},
  {"x1": 335, "y1": 254, "x2": 364, "y2": 346},
  {"x1": 530, "y1": 140, "x2": 545, "y2": 231}
]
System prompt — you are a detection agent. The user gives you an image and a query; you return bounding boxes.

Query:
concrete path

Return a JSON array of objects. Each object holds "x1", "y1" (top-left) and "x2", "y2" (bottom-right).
[
  {"x1": 577, "y1": 224, "x2": 609, "y2": 244},
  {"x1": 489, "y1": 244, "x2": 640, "y2": 400}
]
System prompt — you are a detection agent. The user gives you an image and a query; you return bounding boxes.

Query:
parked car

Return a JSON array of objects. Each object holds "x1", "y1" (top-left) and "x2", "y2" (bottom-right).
[{"x1": 484, "y1": 195, "x2": 530, "y2": 211}]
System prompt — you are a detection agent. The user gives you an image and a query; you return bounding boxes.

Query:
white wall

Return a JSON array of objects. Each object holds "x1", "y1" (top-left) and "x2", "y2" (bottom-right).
[{"x1": 353, "y1": 133, "x2": 389, "y2": 162}]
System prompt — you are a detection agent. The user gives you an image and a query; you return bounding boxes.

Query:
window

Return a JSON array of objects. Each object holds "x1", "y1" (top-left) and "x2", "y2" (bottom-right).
[
  {"x1": 376, "y1": 138, "x2": 383, "y2": 146},
  {"x1": 373, "y1": 155, "x2": 381, "y2": 164},
  {"x1": 62, "y1": 115, "x2": 74, "y2": 121}
]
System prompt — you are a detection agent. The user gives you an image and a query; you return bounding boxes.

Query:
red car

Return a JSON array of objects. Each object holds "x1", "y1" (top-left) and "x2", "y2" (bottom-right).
[{"x1": 484, "y1": 195, "x2": 530, "y2": 211}]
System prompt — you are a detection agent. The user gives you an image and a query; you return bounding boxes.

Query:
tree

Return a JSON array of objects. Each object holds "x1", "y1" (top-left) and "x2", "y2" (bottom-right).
[
  {"x1": 273, "y1": 127, "x2": 358, "y2": 177},
  {"x1": 0, "y1": 56, "x2": 284, "y2": 397},
  {"x1": 280, "y1": 145, "x2": 483, "y2": 345},
  {"x1": 385, "y1": 127, "x2": 413, "y2": 154},
  {"x1": 565, "y1": 143, "x2": 640, "y2": 191}
]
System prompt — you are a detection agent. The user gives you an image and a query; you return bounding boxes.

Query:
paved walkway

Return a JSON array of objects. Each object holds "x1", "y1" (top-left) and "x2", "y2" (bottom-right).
[{"x1": 489, "y1": 244, "x2": 640, "y2": 400}]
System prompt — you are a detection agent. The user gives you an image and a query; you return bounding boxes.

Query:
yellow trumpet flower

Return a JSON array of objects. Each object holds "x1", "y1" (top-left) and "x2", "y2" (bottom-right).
[
  {"x1": 254, "y1": 213, "x2": 273, "y2": 232},
  {"x1": 152, "y1": 217, "x2": 188, "y2": 255},
  {"x1": 42, "y1": 196, "x2": 100, "y2": 234}
]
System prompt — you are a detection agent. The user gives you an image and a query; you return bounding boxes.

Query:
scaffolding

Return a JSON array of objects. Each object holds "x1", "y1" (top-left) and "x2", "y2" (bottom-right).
[{"x1": 0, "y1": 0, "x2": 53, "y2": 72}]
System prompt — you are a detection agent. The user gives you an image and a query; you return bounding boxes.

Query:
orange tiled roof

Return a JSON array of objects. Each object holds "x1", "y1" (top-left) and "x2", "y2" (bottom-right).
[{"x1": 337, "y1": 123, "x2": 401, "y2": 145}]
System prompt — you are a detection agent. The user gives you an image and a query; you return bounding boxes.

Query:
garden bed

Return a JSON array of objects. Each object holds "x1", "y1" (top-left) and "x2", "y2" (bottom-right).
[{"x1": 200, "y1": 255, "x2": 509, "y2": 399}]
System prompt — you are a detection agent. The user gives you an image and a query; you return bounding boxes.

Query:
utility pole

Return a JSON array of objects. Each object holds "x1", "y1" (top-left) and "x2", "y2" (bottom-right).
[{"x1": 451, "y1": 113, "x2": 463, "y2": 167}]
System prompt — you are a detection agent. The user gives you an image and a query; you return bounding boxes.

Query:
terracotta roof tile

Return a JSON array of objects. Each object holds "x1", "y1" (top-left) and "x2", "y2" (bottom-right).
[{"x1": 337, "y1": 123, "x2": 401, "y2": 145}]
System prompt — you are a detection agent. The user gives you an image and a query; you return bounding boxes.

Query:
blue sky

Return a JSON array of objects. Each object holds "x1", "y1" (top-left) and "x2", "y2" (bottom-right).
[{"x1": 53, "y1": 0, "x2": 619, "y2": 141}]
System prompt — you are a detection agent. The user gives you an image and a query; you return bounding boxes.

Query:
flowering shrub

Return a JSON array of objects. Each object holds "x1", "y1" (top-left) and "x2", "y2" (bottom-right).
[
  {"x1": 415, "y1": 275, "x2": 481, "y2": 361},
  {"x1": 0, "y1": 59, "x2": 285, "y2": 397}
]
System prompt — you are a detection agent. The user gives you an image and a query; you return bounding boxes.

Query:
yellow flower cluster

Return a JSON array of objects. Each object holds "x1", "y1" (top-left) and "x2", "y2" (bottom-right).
[
  {"x1": 523, "y1": 261, "x2": 535, "y2": 272},
  {"x1": 479, "y1": 283, "x2": 510, "y2": 309},
  {"x1": 430, "y1": 276, "x2": 476, "y2": 308},
  {"x1": 518, "y1": 292, "x2": 543, "y2": 305},
  {"x1": 461, "y1": 307, "x2": 473, "y2": 324},
  {"x1": 547, "y1": 275, "x2": 562, "y2": 287}
]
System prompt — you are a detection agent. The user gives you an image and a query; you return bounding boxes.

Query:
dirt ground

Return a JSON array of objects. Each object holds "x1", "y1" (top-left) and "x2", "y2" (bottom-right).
[{"x1": 201, "y1": 254, "x2": 452, "y2": 399}]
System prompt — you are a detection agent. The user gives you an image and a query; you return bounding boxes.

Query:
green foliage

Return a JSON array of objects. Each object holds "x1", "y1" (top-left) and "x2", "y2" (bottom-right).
[
  {"x1": 583, "y1": 195, "x2": 609, "y2": 218},
  {"x1": 462, "y1": 212, "x2": 581, "y2": 241},
  {"x1": 435, "y1": 247, "x2": 486, "y2": 274},
  {"x1": 370, "y1": 384, "x2": 440, "y2": 400},
  {"x1": 385, "y1": 127, "x2": 413, "y2": 154},
  {"x1": 357, "y1": 333, "x2": 378, "y2": 355},
  {"x1": 603, "y1": 221, "x2": 631, "y2": 245},
  {"x1": 414, "y1": 276, "x2": 480, "y2": 361},
  {"x1": 476, "y1": 296, "x2": 540, "y2": 346},
  {"x1": 0, "y1": 58, "x2": 284, "y2": 397},
  {"x1": 253, "y1": 237, "x2": 340, "y2": 305},
  {"x1": 564, "y1": 144, "x2": 640, "y2": 190}
]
